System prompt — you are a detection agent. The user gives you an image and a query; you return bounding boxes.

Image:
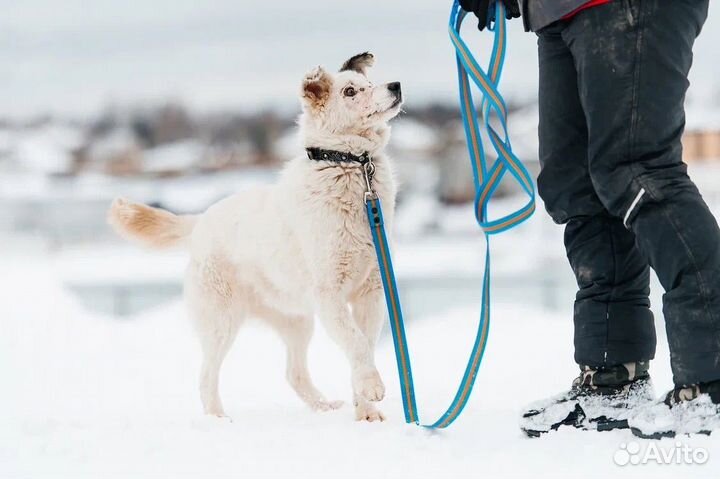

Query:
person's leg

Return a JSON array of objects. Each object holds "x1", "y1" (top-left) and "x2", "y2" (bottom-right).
[
  {"x1": 566, "y1": 0, "x2": 719, "y2": 386},
  {"x1": 565, "y1": 216, "x2": 656, "y2": 365},
  {"x1": 521, "y1": 22, "x2": 657, "y2": 436},
  {"x1": 537, "y1": 22, "x2": 656, "y2": 368}
]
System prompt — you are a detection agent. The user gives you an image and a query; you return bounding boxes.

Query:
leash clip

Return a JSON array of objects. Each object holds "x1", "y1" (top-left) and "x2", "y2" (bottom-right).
[{"x1": 363, "y1": 159, "x2": 377, "y2": 203}]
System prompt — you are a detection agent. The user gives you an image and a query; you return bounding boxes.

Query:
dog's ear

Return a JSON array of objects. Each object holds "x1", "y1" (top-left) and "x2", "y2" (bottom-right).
[
  {"x1": 339, "y1": 52, "x2": 374, "y2": 75},
  {"x1": 301, "y1": 66, "x2": 333, "y2": 108}
]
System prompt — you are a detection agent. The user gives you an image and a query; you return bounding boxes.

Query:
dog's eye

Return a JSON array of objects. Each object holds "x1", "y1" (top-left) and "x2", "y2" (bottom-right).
[{"x1": 344, "y1": 87, "x2": 356, "y2": 97}]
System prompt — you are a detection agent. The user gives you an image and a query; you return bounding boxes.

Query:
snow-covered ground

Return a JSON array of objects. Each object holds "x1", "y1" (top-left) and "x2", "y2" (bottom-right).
[{"x1": 2, "y1": 246, "x2": 719, "y2": 478}]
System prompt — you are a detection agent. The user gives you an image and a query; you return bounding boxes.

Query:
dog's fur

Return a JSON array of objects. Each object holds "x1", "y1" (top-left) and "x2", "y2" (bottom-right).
[{"x1": 108, "y1": 52, "x2": 402, "y2": 422}]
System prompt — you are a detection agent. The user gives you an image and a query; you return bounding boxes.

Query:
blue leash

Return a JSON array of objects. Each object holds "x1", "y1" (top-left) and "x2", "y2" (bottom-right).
[{"x1": 364, "y1": 1, "x2": 535, "y2": 428}]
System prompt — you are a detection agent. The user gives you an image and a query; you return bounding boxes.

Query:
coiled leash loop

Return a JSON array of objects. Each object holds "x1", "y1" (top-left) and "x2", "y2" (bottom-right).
[{"x1": 365, "y1": 1, "x2": 535, "y2": 428}]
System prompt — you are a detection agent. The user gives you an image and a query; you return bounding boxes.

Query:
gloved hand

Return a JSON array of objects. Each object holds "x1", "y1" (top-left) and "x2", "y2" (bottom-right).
[{"x1": 459, "y1": 0, "x2": 521, "y2": 31}]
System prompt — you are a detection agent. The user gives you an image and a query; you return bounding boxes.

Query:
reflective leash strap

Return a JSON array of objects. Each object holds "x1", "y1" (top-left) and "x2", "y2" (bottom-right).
[
  {"x1": 364, "y1": 1, "x2": 535, "y2": 428},
  {"x1": 366, "y1": 195, "x2": 418, "y2": 423}
]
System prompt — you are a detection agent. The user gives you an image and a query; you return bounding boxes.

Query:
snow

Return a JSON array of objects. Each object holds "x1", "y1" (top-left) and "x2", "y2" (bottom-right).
[
  {"x1": 87, "y1": 128, "x2": 139, "y2": 164},
  {"x1": 630, "y1": 395, "x2": 720, "y2": 438},
  {"x1": 0, "y1": 129, "x2": 15, "y2": 160},
  {"x1": 2, "y1": 249, "x2": 719, "y2": 478},
  {"x1": 54, "y1": 246, "x2": 187, "y2": 284},
  {"x1": 0, "y1": 170, "x2": 276, "y2": 209},
  {"x1": 686, "y1": 106, "x2": 720, "y2": 132},
  {"x1": 11, "y1": 124, "x2": 83, "y2": 174},
  {"x1": 142, "y1": 140, "x2": 205, "y2": 174},
  {"x1": 390, "y1": 119, "x2": 438, "y2": 152}
]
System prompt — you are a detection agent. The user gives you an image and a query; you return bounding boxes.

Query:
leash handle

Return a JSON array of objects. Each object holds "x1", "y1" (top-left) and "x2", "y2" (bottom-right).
[
  {"x1": 450, "y1": 2, "x2": 535, "y2": 232},
  {"x1": 366, "y1": 1, "x2": 535, "y2": 428}
]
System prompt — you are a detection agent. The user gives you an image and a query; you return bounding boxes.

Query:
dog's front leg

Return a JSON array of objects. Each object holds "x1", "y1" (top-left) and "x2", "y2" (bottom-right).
[
  {"x1": 315, "y1": 293, "x2": 386, "y2": 410},
  {"x1": 351, "y1": 274, "x2": 385, "y2": 349},
  {"x1": 350, "y1": 278, "x2": 387, "y2": 421}
]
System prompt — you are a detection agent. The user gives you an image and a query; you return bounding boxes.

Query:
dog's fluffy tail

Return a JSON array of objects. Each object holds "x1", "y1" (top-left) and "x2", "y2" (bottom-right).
[{"x1": 107, "y1": 197, "x2": 198, "y2": 249}]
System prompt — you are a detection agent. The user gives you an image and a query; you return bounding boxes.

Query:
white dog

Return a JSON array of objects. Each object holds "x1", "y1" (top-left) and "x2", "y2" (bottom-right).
[{"x1": 108, "y1": 52, "x2": 402, "y2": 422}]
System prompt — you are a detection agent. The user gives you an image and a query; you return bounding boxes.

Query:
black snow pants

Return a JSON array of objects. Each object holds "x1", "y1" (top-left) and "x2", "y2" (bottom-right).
[{"x1": 536, "y1": 0, "x2": 719, "y2": 386}]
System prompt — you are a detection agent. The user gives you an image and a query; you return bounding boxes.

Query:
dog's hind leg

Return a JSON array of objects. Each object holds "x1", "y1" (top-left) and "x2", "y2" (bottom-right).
[
  {"x1": 350, "y1": 276, "x2": 386, "y2": 421},
  {"x1": 197, "y1": 322, "x2": 239, "y2": 417},
  {"x1": 186, "y1": 257, "x2": 244, "y2": 418},
  {"x1": 259, "y1": 304, "x2": 343, "y2": 412}
]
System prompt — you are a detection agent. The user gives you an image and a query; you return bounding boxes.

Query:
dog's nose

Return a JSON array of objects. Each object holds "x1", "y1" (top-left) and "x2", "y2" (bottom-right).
[{"x1": 388, "y1": 82, "x2": 401, "y2": 94}]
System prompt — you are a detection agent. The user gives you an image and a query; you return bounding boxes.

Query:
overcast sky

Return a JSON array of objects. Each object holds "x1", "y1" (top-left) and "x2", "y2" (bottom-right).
[{"x1": 2, "y1": 0, "x2": 718, "y2": 119}]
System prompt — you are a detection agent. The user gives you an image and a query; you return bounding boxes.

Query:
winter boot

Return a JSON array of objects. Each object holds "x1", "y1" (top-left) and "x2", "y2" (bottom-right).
[
  {"x1": 629, "y1": 380, "x2": 720, "y2": 439},
  {"x1": 521, "y1": 361, "x2": 654, "y2": 437}
]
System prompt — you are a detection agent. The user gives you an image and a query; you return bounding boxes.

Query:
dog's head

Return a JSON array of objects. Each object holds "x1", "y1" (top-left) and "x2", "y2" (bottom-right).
[{"x1": 300, "y1": 52, "x2": 402, "y2": 135}]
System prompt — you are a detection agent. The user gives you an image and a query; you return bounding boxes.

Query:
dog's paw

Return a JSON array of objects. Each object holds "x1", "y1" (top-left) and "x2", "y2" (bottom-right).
[
  {"x1": 355, "y1": 403, "x2": 386, "y2": 422},
  {"x1": 311, "y1": 399, "x2": 344, "y2": 412},
  {"x1": 353, "y1": 368, "x2": 385, "y2": 402}
]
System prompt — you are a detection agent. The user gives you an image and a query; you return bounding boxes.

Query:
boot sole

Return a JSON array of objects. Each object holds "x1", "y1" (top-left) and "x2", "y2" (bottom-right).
[
  {"x1": 595, "y1": 419, "x2": 629, "y2": 432},
  {"x1": 522, "y1": 428, "x2": 544, "y2": 438},
  {"x1": 522, "y1": 418, "x2": 629, "y2": 438},
  {"x1": 521, "y1": 403, "x2": 586, "y2": 438},
  {"x1": 631, "y1": 427, "x2": 712, "y2": 440}
]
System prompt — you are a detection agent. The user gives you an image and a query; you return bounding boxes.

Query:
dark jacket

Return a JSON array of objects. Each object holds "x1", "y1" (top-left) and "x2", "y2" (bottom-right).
[{"x1": 522, "y1": 0, "x2": 592, "y2": 31}]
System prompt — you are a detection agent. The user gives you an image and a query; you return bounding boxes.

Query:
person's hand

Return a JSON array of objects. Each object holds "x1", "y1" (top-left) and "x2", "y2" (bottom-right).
[{"x1": 459, "y1": 0, "x2": 521, "y2": 31}]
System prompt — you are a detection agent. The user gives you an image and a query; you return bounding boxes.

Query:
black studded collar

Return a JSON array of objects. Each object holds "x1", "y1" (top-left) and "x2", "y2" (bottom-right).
[{"x1": 306, "y1": 147, "x2": 370, "y2": 164}]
